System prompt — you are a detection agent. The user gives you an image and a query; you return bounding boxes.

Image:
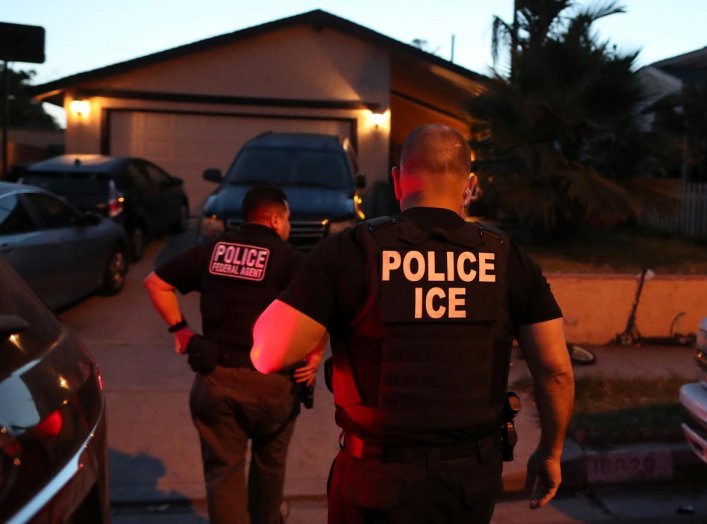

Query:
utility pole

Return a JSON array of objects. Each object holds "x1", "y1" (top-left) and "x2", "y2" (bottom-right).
[
  {"x1": 0, "y1": 22, "x2": 45, "y2": 179},
  {"x1": 510, "y1": 0, "x2": 519, "y2": 83},
  {"x1": 2, "y1": 61, "x2": 8, "y2": 178}
]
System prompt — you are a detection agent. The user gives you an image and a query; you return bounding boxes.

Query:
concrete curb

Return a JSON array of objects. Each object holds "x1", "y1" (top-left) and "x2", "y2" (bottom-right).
[
  {"x1": 560, "y1": 440, "x2": 703, "y2": 490},
  {"x1": 501, "y1": 439, "x2": 703, "y2": 496}
]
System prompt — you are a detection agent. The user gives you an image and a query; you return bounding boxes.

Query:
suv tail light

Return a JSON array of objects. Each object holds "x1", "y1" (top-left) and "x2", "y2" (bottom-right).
[
  {"x1": 108, "y1": 195, "x2": 125, "y2": 218},
  {"x1": 107, "y1": 181, "x2": 124, "y2": 218},
  {"x1": 0, "y1": 375, "x2": 102, "y2": 523}
]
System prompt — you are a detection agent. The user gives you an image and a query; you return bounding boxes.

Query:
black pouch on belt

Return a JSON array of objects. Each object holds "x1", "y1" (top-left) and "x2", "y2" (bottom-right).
[{"x1": 186, "y1": 335, "x2": 220, "y2": 375}]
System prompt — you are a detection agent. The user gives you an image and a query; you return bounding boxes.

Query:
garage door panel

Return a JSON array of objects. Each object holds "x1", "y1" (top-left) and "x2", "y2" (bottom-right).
[{"x1": 110, "y1": 111, "x2": 351, "y2": 211}]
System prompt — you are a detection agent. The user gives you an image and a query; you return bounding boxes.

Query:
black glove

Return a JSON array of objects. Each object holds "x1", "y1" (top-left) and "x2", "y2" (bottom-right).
[{"x1": 186, "y1": 335, "x2": 219, "y2": 375}]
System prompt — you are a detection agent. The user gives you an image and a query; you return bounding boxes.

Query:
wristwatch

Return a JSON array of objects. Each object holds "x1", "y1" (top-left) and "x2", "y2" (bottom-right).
[{"x1": 168, "y1": 318, "x2": 188, "y2": 333}]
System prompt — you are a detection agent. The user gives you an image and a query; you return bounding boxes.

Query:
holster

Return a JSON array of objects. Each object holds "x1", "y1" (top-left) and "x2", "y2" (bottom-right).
[
  {"x1": 186, "y1": 335, "x2": 220, "y2": 375},
  {"x1": 298, "y1": 383, "x2": 315, "y2": 409},
  {"x1": 324, "y1": 356, "x2": 334, "y2": 392},
  {"x1": 501, "y1": 391, "x2": 521, "y2": 461}
]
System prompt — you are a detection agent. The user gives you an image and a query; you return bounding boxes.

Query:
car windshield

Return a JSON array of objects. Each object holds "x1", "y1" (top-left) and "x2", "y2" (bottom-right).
[
  {"x1": 0, "y1": 260, "x2": 62, "y2": 379},
  {"x1": 226, "y1": 149, "x2": 353, "y2": 190},
  {"x1": 22, "y1": 172, "x2": 110, "y2": 210}
]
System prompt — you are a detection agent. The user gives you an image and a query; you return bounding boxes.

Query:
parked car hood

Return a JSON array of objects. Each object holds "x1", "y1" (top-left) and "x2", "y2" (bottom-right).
[{"x1": 203, "y1": 184, "x2": 355, "y2": 222}]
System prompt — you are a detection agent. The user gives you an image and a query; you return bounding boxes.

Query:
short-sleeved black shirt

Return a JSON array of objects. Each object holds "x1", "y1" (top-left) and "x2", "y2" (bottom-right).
[
  {"x1": 280, "y1": 207, "x2": 562, "y2": 336},
  {"x1": 157, "y1": 223, "x2": 304, "y2": 346}
]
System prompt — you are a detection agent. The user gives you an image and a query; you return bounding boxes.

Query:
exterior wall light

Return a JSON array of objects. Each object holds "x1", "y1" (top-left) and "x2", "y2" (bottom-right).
[
  {"x1": 371, "y1": 112, "x2": 386, "y2": 128},
  {"x1": 70, "y1": 99, "x2": 91, "y2": 118}
]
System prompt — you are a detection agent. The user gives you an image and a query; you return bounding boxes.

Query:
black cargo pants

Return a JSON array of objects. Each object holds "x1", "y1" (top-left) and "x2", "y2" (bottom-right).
[
  {"x1": 190, "y1": 365, "x2": 298, "y2": 524},
  {"x1": 328, "y1": 435, "x2": 503, "y2": 524}
]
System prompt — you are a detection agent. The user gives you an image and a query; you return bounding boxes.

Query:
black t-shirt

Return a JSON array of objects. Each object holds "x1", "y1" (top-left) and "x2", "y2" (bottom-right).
[
  {"x1": 157, "y1": 223, "x2": 304, "y2": 346},
  {"x1": 280, "y1": 207, "x2": 562, "y2": 336}
]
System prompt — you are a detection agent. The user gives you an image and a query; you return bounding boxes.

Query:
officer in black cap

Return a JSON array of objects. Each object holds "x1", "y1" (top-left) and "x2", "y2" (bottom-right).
[
  {"x1": 250, "y1": 124, "x2": 575, "y2": 523},
  {"x1": 145, "y1": 185, "x2": 323, "y2": 524}
]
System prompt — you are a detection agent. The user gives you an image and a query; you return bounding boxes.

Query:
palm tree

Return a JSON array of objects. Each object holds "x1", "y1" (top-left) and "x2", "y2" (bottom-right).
[{"x1": 470, "y1": 1, "x2": 669, "y2": 234}]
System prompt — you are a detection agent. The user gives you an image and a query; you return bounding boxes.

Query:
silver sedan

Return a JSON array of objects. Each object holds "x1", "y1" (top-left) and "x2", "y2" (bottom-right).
[{"x1": 0, "y1": 182, "x2": 129, "y2": 311}]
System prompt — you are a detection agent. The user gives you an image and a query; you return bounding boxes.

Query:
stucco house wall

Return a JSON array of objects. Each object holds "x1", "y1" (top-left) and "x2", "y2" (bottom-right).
[
  {"x1": 549, "y1": 273, "x2": 707, "y2": 345},
  {"x1": 33, "y1": 11, "x2": 487, "y2": 213},
  {"x1": 61, "y1": 24, "x2": 392, "y2": 208}
]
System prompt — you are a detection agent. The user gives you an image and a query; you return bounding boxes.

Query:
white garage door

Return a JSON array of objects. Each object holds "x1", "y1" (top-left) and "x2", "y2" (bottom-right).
[{"x1": 109, "y1": 111, "x2": 353, "y2": 211}]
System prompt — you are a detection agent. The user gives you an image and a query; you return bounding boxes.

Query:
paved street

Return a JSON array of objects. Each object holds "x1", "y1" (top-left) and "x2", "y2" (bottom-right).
[
  {"x1": 110, "y1": 482, "x2": 707, "y2": 524},
  {"x1": 58, "y1": 228, "x2": 341, "y2": 511},
  {"x1": 56, "y1": 228, "x2": 706, "y2": 523}
]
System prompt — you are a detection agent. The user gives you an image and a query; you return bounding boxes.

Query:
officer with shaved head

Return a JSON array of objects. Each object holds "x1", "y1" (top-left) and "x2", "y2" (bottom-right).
[{"x1": 252, "y1": 124, "x2": 574, "y2": 523}]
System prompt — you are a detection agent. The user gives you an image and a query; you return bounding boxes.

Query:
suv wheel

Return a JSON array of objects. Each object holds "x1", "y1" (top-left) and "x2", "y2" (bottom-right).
[
  {"x1": 101, "y1": 246, "x2": 128, "y2": 295},
  {"x1": 129, "y1": 225, "x2": 145, "y2": 261}
]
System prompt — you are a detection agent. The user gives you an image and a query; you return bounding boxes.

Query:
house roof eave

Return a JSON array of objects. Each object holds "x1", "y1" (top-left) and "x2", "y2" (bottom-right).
[{"x1": 28, "y1": 9, "x2": 489, "y2": 102}]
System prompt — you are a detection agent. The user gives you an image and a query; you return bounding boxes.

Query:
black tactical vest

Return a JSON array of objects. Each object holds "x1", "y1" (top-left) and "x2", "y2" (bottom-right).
[
  {"x1": 199, "y1": 226, "x2": 295, "y2": 352},
  {"x1": 332, "y1": 216, "x2": 514, "y2": 442}
]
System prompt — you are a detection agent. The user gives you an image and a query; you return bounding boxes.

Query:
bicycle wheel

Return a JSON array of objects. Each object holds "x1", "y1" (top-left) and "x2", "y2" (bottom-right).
[{"x1": 567, "y1": 343, "x2": 596, "y2": 365}]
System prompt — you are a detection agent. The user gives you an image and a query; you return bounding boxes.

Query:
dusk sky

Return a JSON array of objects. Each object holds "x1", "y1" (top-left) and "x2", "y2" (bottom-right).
[{"x1": 4, "y1": 1, "x2": 706, "y2": 125}]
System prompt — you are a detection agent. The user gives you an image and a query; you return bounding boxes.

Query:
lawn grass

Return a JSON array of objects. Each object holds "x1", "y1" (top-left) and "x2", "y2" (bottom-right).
[
  {"x1": 511, "y1": 227, "x2": 707, "y2": 274},
  {"x1": 502, "y1": 226, "x2": 701, "y2": 447},
  {"x1": 569, "y1": 375, "x2": 686, "y2": 448},
  {"x1": 510, "y1": 374, "x2": 686, "y2": 447}
]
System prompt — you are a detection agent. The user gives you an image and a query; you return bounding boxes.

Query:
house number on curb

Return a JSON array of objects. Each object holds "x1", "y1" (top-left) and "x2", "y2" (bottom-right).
[{"x1": 586, "y1": 449, "x2": 673, "y2": 484}]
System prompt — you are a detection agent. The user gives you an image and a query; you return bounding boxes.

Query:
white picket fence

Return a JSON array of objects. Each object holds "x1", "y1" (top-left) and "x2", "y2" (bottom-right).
[{"x1": 641, "y1": 182, "x2": 707, "y2": 238}]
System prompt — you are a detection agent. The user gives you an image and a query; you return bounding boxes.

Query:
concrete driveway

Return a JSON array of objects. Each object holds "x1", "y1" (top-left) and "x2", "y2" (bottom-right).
[{"x1": 57, "y1": 229, "x2": 340, "y2": 513}]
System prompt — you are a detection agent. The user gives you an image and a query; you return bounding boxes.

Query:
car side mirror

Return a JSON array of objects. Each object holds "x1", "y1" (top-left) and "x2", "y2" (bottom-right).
[
  {"x1": 355, "y1": 174, "x2": 366, "y2": 189},
  {"x1": 203, "y1": 168, "x2": 223, "y2": 183}
]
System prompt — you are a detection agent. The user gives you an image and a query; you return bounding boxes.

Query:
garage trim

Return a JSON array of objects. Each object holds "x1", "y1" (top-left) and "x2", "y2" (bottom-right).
[
  {"x1": 79, "y1": 87, "x2": 383, "y2": 112},
  {"x1": 100, "y1": 107, "x2": 359, "y2": 154}
]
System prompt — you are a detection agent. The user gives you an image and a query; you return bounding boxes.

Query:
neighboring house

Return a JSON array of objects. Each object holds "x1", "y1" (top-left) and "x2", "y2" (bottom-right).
[
  {"x1": 29, "y1": 10, "x2": 487, "y2": 211},
  {"x1": 638, "y1": 46, "x2": 707, "y2": 182},
  {"x1": 648, "y1": 46, "x2": 707, "y2": 86},
  {"x1": 637, "y1": 46, "x2": 707, "y2": 237}
]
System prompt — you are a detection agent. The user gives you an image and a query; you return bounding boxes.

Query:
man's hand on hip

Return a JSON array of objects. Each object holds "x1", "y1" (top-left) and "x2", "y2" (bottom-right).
[{"x1": 175, "y1": 327, "x2": 196, "y2": 354}]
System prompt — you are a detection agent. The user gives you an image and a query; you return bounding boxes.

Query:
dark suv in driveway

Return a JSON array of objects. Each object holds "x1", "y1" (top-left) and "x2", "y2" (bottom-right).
[
  {"x1": 0, "y1": 257, "x2": 109, "y2": 523},
  {"x1": 22, "y1": 154, "x2": 190, "y2": 260},
  {"x1": 200, "y1": 132, "x2": 365, "y2": 249}
]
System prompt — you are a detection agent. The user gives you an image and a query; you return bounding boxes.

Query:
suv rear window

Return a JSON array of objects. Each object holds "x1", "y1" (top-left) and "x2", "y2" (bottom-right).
[
  {"x1": 226, "y1": 149, "x2": 353, "y2": 190},
  {"x1": 22, "y1": 173, "x2": 110, "y2": 211}
]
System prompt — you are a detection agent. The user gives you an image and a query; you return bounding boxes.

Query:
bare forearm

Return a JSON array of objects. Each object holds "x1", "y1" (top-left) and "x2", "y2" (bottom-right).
[
  {"x1": 144, "y1": 272, "x2": 183, "y2": 325},
  {"x1": 518, "y1": 318, "x2": 575, "y2": 458},
  {"x1": 251, "y1": 299, "x2": 327, "y2": 373},
  {"x1": 533, "y1": 370, "x2": 575, "y2": 459}
]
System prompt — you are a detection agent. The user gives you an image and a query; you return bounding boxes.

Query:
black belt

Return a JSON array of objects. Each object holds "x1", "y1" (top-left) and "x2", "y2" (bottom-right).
[
  {"x1": 218, "y1": 349, "x2": 255, "y2": 369},
  {"x1": 217, "y1": 348, "x2": 293, "y2": 376},
  {"x1": 341, "y1": 433, "x2": 495, "y2": 463}
]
